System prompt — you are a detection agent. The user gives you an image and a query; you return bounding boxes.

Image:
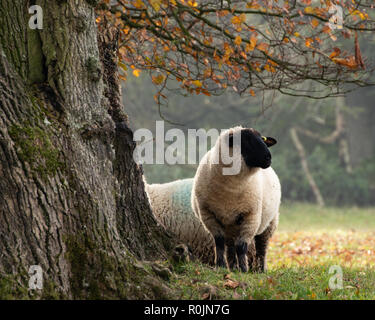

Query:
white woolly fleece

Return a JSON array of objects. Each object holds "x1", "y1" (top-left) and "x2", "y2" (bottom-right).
[
  {"x1": 145, "y1": 179, "x2": 214, "y2": 264},
  {"x1": 191, "y1": 126, "x2": 281, "y2": 243}
]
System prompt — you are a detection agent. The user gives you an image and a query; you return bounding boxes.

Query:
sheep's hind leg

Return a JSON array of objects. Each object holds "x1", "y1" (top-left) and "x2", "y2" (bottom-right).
[
  {"x1": 254, "y1": 219, "x2": 277, "y2": 272},
  {"x1": 247, "y1": 239, "x2": 257, "y2": 272},
  {"x1": 214, "y1": 235, "x2": 227, "y2": 269},
  {"x1": 226, "y1": 238, "x2": 238, "y2": 271}
]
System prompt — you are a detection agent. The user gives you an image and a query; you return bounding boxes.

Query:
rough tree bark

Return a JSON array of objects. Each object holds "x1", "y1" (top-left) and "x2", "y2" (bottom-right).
[{"x1": 0, "y1": 0, "x2": 175, "y2": 299}]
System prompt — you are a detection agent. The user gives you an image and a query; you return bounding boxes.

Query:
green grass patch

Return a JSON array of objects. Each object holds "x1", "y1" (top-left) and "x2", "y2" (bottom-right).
[
  {"x1": 279, "y1": 202, "x2": 375, "y2": 231},
  {"x1": 170, "y1": 261, "x2": 375, "y2": 300}
]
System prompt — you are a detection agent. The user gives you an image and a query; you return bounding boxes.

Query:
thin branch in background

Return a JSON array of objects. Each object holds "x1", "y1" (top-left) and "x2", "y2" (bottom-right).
[{"x1": 290, "y1": 127, "x2": 325, "y2": 207}]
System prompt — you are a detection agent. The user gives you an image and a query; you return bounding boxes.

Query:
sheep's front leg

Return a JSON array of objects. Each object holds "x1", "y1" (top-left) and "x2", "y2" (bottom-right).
[
  {"x1": 236, "y1": 214, "x2": 261, "y2": 272},
  {"x1": 235, "y1": 241, "x2": 249, "y2": 272},
  {"x1": 254, "y1": 218, "x2": 278, "y2": 272},
  {"x1": 199, "y1": 207, "x2": 227, "y2": 269}
]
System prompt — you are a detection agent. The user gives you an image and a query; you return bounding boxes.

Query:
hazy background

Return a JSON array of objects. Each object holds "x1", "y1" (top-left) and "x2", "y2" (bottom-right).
[
  {"x1": 122, "y1": 72, "x2": 374, "y2": 208},
  {"x1": 115, "y1": 7, "x2": 375, "y2": 299}
]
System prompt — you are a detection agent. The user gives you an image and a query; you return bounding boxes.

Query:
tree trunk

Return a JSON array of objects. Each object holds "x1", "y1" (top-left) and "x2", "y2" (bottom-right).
[{"x1": 0, "y1": 0, "x2": 174, "y2": 299}]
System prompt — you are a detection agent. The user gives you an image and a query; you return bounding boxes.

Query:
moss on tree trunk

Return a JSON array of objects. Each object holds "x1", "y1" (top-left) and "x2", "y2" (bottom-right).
[{"x1": 0, "y1": 0, "x2": 176, "y2": 299}]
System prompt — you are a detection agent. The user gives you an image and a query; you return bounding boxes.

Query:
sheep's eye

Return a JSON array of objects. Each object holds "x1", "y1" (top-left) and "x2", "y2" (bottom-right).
[{"x1": 261, "y1": 136, "x2": 267, "y2": 142}]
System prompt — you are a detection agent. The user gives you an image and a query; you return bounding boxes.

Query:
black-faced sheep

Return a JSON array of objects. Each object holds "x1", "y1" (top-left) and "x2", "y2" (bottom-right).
[{"x1": 191, "y1": 126, "x2": 281, "y2": 272}]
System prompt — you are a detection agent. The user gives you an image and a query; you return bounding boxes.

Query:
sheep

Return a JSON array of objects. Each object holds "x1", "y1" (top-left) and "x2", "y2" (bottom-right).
[
  {"x1": 191, "y1": 126, "x2": 281, "y2": 272},
  {"x1": 145, "y1": 178, "x2": 215, "y2": 264},
  {"x1": 145, "y1": 178, "x2": 260, "y2": 266}
]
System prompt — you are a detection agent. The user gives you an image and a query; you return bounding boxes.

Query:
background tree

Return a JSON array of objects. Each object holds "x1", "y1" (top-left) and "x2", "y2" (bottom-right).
[{"x1": 0, "y1": 0, "x2": 374, "y2": 298}]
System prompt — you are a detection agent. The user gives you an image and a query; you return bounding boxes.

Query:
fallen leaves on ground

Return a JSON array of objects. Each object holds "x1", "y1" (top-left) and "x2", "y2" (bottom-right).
[
  {"x1": 224, "y1": 279, "x2": 240, "y2": 289},
  {"x1": 269, "y1": 230, "x2": 375, "y2": 268},
  {"x1": 169, "y1": 228, "x2": 375, "y2": 300}
]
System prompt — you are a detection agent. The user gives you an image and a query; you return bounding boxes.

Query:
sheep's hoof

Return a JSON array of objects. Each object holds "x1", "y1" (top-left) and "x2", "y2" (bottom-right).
[
  {"x1": 239, "y1": 264, "x2": 249, "y2": 273},
  {"x1": 254, "y1": 266, "x2": 267, "y2": 273},
  {"x1": 216, "y1": 266, "x2": 228, "y2": 270},
  {"x1": 229, "y1": 264, "x2": 238, "y2": 272},
  {"x1": 216, "y1": 258, "x2": 227, "y2": 270},
  {"x1": 250, "y1": 267, "x2": 265, "y2": 273},
  {"x1": 252, "y1": 258, "x2": 267, "y2": 273}
]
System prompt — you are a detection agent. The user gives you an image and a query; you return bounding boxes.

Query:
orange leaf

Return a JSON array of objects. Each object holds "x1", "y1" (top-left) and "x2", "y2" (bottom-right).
[
  {"x1": 187, "y1": 0, "x2": 198, "y2": 7},
  {"x1": 234, "y1": 36, "x2": 242, "y2": 46},
  {"x1": 246, "y1": 35, "x2": 257, "y2": 52},
  {"x1": 118, "y1": 62, "x2": 128, "y2": 71},
  {"x1": 132, "y1": 69, "x2": 141, "y2": 77},
  {"x1": 257, "y1": 42, "x2": 269, "y2": 53},
  {"x1": 224, "y1": 279, "x2": 240, "y2": 289},
  {"x1": 311, "y1": 19, "x2": 319, "y2": 28},
  {"x1": 332, "y1": 57, "x2": 358, "y2": 69},
  {"x1": 231, "y1": 16, "x2": 241, "y2": 25},
  {"x1": 329, "y1": 47, "x2": 341, "y2": 59},
  {"x1": 231, "y1": 13, "x2": 246, "y2": 25},
  {"x1": 246, "y1": 2, "x2": 260, "y2": 9},
  {"x1": 322, "y1": 26, "x2": 331, "y2": 34},
  {"x1": 152, "y1": 74, "x2": 165, "y2": 85},
  {"x1": 305, "y1": 38, "x2": 313, "y2": 48},
  {"x1": 218, "y1": 10, "x2": 229, "y2": 17},
  {"x1": 304, "y1": 7, "x2": 315, "y2": 14},
  {"x1": 150, "y1": 0, "x2": 161, "y2": 12},
  {"x1": 193, "y1": 80, "x2": 202, "y2": 87},
  {"x1": 134, "y1": 0, "x2": 145, "y2": 9}
]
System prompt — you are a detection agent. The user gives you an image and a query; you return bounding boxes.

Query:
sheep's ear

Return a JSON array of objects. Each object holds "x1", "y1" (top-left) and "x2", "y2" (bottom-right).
[
  {"x1": 228, "y1": 133, "x2": 234, "y2": 147},
  {"x1": 262, "y1": 136, "x2": 277, "y2": 147}
]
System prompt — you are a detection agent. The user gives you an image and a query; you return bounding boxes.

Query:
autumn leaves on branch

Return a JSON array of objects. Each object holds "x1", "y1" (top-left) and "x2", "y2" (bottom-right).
[{"x1": 96, "y1": 0, "x2": 375, "y2": 101}]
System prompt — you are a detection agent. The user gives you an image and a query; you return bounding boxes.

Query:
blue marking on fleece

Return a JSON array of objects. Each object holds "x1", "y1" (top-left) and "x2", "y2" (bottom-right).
[{"x1": 171, "y1": 178, "x2": 194, "y2": 216}]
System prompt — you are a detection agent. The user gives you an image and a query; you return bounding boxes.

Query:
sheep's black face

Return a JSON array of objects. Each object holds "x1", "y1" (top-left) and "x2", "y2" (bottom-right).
[{"x1": 229, "y1": 128, "x2": 277, "y2": 169}]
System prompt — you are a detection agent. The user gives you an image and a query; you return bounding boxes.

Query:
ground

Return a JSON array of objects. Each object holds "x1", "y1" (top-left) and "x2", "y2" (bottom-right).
[{"x1": 169, "y1": 203, "x2": 375, "y2": 300}]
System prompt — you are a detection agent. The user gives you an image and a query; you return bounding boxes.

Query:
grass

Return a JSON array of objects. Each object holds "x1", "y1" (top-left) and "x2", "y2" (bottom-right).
[
  {"x1": 169, "y1": 203, "x2": 375, "y2": 300},
  {"x1": 279, "y1": 202, "x2": 375, "y2": 232}
]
